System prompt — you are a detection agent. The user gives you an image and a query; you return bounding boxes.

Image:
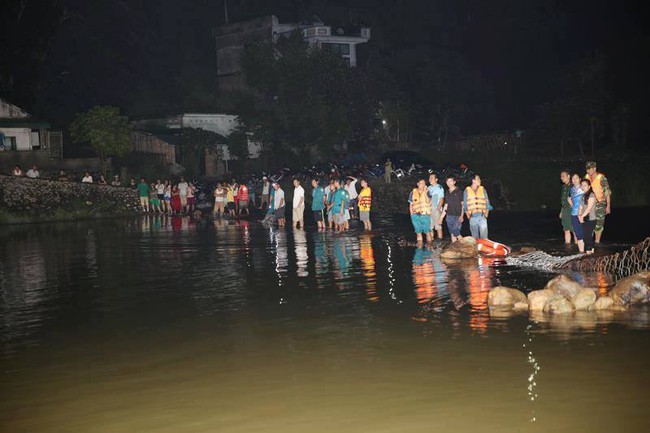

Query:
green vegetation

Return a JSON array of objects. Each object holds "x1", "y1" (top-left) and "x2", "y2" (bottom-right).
[{"x1": 70, "y1": 106, "x2": 132, "y2": 161}]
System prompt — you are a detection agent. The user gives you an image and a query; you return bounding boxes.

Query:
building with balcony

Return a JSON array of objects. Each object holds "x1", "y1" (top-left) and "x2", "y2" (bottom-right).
[{"x1": 215, "y1": 15, "x2": 371, "y2": 92}]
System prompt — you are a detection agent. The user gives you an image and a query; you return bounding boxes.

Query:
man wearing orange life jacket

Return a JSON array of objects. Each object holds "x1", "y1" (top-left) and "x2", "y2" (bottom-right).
[
  {"x1": 463, "y1": 175, "x2": 490, "y2": 239},
  {"x1": 409, "y1": 179, "x2": 432, "y2": 244},
  {"x1": 585, "y1": 161, "x2": 611, "y2": 243}
]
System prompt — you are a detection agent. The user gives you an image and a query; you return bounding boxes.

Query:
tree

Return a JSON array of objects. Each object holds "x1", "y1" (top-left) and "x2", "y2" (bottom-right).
[
  {"x1": 180, "y1": 127, "x2": 226, "y2": 179},
  {"x1": 70, "y1": 105, "x2": 131, "y2": 161},
  {"x1": 235, "y1": 31, "x2": 378, "y2": 166}
]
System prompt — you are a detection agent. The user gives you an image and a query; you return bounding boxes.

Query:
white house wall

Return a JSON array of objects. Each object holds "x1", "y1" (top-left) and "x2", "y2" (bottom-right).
[{"x1": 0, "y1": 127, "x2": 33, "y2": 151}]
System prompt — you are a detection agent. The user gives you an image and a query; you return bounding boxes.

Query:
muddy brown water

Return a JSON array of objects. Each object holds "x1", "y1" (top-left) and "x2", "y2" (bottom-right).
[{"x1": 1, "y1": 212, "x2": 649, "y2": 432}]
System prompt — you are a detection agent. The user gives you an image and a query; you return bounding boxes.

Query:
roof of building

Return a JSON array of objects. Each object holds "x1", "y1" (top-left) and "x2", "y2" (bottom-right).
[
  {"x1": 0, "y1": 118, "x2": 50, "y2": 129},
  {"x1": 0, "y1": 98, "x2": 31, "y2": 119}
]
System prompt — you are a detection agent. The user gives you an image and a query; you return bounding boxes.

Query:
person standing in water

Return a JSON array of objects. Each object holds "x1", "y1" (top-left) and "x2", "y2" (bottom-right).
[
  {"x1": 439, "y1": 176, "x2": 464, "y2": 243},
  {"x1": 358, "y1": 178, "x2": 372, "y2": 231},
  {"x1": 311, "y1": 179, "x2": 326, "y2": 230},
  {"x1": 292, "y1": 178, "x2": 305, "y2": 229},
  {"x1": 428, "y1": 173, "x2": 445, "y2": 240},
  {"x1": 409, "y1": 179, "x2": 432, "y2": 244},
  {"x1": 272, "y1": 182, "x2": 286, "y2": 228},
  {"x1": 568, "y1": 173, "x2": 585, "y2": 252},
  {"x1": 463, "y1": 175, "x2": 490, "y2": 239},
  {"x1": 559, "y1": 169, "x2": 574, "y2": 244},
  {"x1": 585, "y1": 161, "x2": 611, "y2": 244},
  {"x1": 578, "y1": 178, "x2": 597, "y2": 255}
]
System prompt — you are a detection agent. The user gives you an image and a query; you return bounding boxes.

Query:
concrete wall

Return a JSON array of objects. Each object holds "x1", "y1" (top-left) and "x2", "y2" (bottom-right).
[{"x1": 132, "y1": 132, "x2": 176, "y2": 164}]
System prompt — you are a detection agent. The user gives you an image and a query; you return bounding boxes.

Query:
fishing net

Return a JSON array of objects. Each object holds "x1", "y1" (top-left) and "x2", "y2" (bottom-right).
[
  {"x1": 506, "y1": 238, "x2": 650, "y2": 278},
  {"x1": 506, "y1": 251, "x2": 584, "y2": 271},
  {"x1": 560, "y1": 237, "x2": 650, "y2": 277}
]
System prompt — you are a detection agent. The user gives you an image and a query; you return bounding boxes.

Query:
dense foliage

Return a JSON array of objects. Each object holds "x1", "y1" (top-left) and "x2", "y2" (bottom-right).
[{"x1": 70, "y1": 106, "x2": 131, "y2": 159}]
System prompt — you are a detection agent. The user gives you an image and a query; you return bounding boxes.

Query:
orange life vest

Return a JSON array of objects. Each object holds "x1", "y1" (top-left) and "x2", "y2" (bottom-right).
[
  {"x1": 586, "y1": 172, "x2": 606, "y2": 202},
  {"x1": 358, "y1": 187, "x2": 372, "y2": 211},
  {"x1": 238, "y1": 185, "x2": 249, "y2": 201},
  {"x1": 411, "y1": 188, "x2": 431, "y2": 215},
  {"x1": 465, "y1": 186, "x2": 487, "y2": 214}
]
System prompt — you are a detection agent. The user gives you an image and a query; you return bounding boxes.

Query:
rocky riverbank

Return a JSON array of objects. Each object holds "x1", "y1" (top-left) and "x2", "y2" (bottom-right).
[{"x1": 0, "y1": 176, "x2": 141, "y2": 224}]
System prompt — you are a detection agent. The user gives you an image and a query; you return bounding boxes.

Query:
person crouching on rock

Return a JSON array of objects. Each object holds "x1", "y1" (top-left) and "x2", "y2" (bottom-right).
[{"x1": 409, "y1": 179, "x2": 432, "y2": 245}]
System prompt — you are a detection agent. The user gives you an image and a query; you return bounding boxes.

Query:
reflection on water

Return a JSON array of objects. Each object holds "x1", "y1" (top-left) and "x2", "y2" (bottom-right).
[{"x1": 1, "y1": 215, "x2": 650, "y2": 432}]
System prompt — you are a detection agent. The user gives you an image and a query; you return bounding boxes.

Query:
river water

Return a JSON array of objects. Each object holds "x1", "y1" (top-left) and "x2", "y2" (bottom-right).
[{"x1": 1, "y1": 212, "x2": 649, "y2": 432}]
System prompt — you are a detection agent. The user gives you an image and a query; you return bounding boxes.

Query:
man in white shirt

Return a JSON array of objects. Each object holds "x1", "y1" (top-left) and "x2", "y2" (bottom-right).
[
  {"x1": 178, "y1": 176, "x2": 189, "y2": 210},
  {"x1": 345, "y1": 176, "x2": 359, "y2": 219},
  {"x1": 273, "y1": 182, "x2": 286, "y2": 227},
  {"x1": 81, "y1": 171, "x2": 93, "y2": 183},
  {"x1": 292, "y1": 178, "x2": 305, "y2": 229},
  {"x1": 25, "y1": 165, "x2": 40, "y2": 179}
]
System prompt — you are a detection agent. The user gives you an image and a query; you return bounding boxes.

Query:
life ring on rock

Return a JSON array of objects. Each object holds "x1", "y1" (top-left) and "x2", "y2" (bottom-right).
[{"x1": 476, "y1": 238, "x2": 511, "y2": 257}]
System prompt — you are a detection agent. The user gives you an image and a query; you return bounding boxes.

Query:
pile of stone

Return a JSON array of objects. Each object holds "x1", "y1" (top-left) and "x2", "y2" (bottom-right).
[
  {"x1": 440, "y1": 237, "x2": 478, "y2": 260},
  {"x1": 0, "y1": 175, "x2": 140, "y2": 222},
  {"x1": 488, "y1": 271, "x2": 650, "y2": 314}
]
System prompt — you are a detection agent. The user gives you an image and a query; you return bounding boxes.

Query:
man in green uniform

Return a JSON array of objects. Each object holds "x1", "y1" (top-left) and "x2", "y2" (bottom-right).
[{"x1": 559, "y1": 170, "x2": 573, "y2": 244}]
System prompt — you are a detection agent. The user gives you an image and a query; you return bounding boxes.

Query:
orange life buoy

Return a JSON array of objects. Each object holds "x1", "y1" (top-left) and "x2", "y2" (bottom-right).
[{"x1": 476, "y1": 238, "x2": 511, "y2": 257}]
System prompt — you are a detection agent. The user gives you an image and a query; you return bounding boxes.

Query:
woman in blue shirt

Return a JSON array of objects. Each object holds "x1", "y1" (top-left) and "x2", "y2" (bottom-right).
[{"x1": 568, "y1": 173, "x2": 585, "y2": 252}]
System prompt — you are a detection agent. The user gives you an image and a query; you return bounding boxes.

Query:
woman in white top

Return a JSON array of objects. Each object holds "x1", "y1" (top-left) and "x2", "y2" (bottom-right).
[
  {"x1": 163, "y1": 181, "x2": 172, "y2": 213},
  {"x1": 12, "y1": 165, "x2": 23, "y2": 176},
  {"x1": 81, "y1": 172, "x2": 93, "y2": 183}
]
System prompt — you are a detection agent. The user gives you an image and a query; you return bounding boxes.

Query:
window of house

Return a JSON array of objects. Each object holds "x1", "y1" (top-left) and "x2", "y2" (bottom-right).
[{"x1": 322, "y1": 43, "x2": 350, "y2": 55}]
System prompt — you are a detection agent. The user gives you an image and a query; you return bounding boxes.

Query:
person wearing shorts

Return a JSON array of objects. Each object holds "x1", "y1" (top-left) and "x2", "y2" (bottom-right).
[
  {"x1": 272, "y1": 183, "x2": 286, "y2": 227},
  {"x1": 226, "y1": 183, "x2": 235, "y2": 217},
  {"x1": 585, "y1": 161, "x2": 611, "y2": 244},
  {"x1": 409, "y1": 179, "x2": 432, "y2": 244},
  {"x1": 164, "y1": 182, "x2": 172, "y2": 213},
  {"x1": 439, "y1": 176, "x2": 464, "y2": 242},
  {"x1": 213, "y1": 183, "x2": 226, "y2": 217},
  {"x1": 137, "y1": 178, "x2": 150, "y2": 212},
  {"x1": 311, "y1": 179, "x2": 326, "y2": 229},
  {"x1": 358, "y1": 178, "x2": 372, "y2": 230},
  {"x1": 427, "y1": 173, "x2": 445, "y2": 239},
  {"x1": 237, "y1": 183, "x2": 250, "y2": 215},
  {"x1": 187, "y1": 184, "x2": 197, "y2": 213}
]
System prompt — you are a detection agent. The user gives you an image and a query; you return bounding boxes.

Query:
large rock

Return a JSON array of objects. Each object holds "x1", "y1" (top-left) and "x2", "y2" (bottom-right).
[
  {"x1": 542, "y1": 294, "x2": 574, "y2": 314},
  {"x1": 608, "y1": 271, "x2": 650, "y2": 306},
  {"x1": 594, "y1": 296, "x2": 614, "y2": 310},
  {"x1": 488, "y1": 286, "x2": 529, "y2": 309},
  {"x1": 441, "y1": 237, "x2": 478, "y2": 260},
  {"x1": 573, "y1": 288, "x2": 597, "y2": 311},
  {"x1": 544, "y1": 274, "x2": 583, "y2": 301},
  {"x1": 528, "y1": 289, "x2": 553, "y2": 311}
]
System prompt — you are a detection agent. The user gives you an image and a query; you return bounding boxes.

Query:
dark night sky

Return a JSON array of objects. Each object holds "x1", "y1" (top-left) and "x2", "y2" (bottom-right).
[{"x1": 1, "y1": 0, "x2": 648, "y2": 143}]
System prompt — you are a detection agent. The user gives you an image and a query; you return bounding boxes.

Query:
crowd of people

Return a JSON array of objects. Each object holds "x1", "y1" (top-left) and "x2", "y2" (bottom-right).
[
  {"x1": 252, "y1": 176, "x2": 372, "y2": 232},
  {"x1": 407, "y1": 172, "x2": 491, "y2": 245},
  {"x1": 9, "y1": 159, "x2": 613, "y2": 255},
  {"x1": 558, "y1": 161, "x2": 612, "y2": 254}
]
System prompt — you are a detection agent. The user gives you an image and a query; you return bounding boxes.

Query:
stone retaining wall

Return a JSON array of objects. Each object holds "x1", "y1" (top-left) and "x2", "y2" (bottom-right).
[{"x1": 0, "y1": 175, "x2": 140, "y2": 224}]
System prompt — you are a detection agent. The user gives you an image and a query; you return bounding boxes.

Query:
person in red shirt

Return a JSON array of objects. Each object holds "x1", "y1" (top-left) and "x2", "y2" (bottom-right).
[{"x1": 238, "y1": 183, "x2": 250, "y2": 215}]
